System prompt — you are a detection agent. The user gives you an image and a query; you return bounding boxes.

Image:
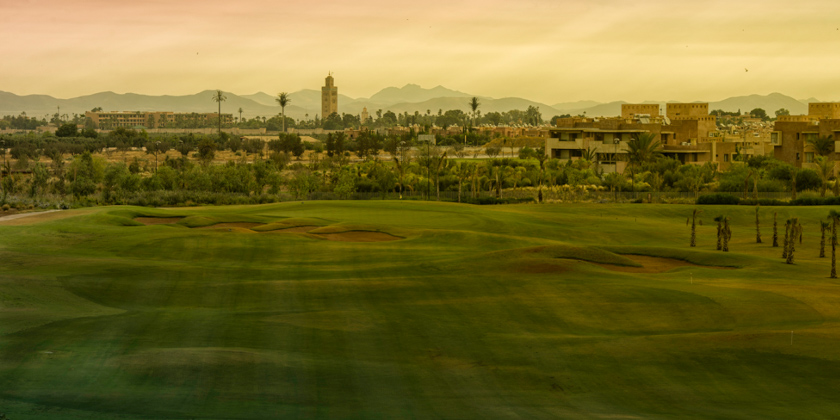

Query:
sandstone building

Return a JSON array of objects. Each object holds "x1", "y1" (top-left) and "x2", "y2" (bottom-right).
[
  {"x1": 773, "y1": 104, "x2": 840, "y2": 171},
  {"x1": 85, "y1": 111, "x2": 232, "y2": 129}
]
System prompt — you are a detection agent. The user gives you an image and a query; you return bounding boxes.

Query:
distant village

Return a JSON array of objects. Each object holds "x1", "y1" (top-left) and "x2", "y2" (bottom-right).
[{"x1": 1, "y1": 74, "x2": 837, "y2": 175}]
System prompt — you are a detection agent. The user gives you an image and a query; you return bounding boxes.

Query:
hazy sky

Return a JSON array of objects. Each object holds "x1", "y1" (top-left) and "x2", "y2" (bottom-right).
[{"x1": 2, "y1": 0, "x2": 839, "y2": 103}]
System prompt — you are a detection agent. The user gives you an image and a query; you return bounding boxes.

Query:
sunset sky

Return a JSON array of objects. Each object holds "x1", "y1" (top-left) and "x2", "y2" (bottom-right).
[{"x1": 2, "y1": 0, "x2": 839, "y2": 103}]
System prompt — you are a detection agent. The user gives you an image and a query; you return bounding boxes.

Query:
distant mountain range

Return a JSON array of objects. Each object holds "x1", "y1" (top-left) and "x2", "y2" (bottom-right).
[{"x1": 0, "y1": 85, "x2": 828, "y2": 122}]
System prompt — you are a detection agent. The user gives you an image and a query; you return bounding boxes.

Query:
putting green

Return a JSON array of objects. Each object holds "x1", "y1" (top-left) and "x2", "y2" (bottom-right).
[{"x1": 1, "y1": 201, "x2": 839, "y2": 419}]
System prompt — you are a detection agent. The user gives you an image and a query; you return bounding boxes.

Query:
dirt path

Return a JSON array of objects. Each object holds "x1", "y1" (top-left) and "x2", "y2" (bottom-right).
[{"x1": 0, "y1": 209, "x2": 62, "y2": 222}]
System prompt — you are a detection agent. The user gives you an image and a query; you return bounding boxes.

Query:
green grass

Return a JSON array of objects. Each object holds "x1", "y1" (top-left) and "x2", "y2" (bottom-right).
[{"x1": 1, "y1": 201, "x2": 839, "y2": 419}]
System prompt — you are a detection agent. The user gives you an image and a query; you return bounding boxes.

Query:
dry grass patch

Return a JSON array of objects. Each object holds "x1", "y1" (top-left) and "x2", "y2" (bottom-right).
[{"x1": 0, "y1": 210, "x2": 80, "y2": 226}]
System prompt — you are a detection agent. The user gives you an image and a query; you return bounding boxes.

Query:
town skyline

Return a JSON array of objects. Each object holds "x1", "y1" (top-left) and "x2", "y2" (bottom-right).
[{"x1": 3, "y1": 0, "x2": 840, "y2": 104}]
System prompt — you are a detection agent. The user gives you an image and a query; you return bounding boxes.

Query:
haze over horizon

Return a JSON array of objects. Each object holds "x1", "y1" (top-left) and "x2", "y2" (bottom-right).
[{"x1": 3, "y1": 0, "x2": 839, "y2": 104}]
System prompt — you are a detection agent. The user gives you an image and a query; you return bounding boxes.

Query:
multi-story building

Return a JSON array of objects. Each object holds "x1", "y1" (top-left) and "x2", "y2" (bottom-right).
[
  {"x1": 545, "y1": 104, "x2": 740, "y2": 172},
  {"x1": 772, "y1": 104, "x2": 840, "y2": 171},
  {"x1": 321, "y1": 73, "x2": 338, "y2": 118},
  {"x1": 85, "y1": 111, "x2": 232, "y2": 129}
]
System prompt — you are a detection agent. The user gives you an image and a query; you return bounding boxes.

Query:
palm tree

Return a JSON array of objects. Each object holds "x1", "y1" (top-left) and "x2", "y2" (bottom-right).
[
  {"x1": 486, "y1": 159, "x2": 506, "y2": 199},
  {"x1": 212, "y1": 90, "x2": 227, "y2": 136},
  {"x1": 789, "y1": 167, "x2": 799, "y2": 200},
  {"x1": 829, "y1": 210, "x2": 840, "y2": 278},
  {"x1": 506, "y1": 166, "x2": 527, "y2": 191},
  {"x1": 434, "y1": 151, "x2": 448, "y2": 201},
  {"x1": 469, "y1": 97, "x2": 480, "y2": 128},
  {"x1": 772, "y1": 212, "x2": 779, "y2": 247},
  {"x1": 714, "y1": 215, "x2": 723, "y2": 250},
  {"x1": 807, "y1": 134, "x2": 834, "y2": 157},
  {"x1": 454, "y1": 161, "x2": 473, "y2": 203},
  {"x1": 820, "y1": 221, "x2": 829, "y2": 258},
  {"x1": 786, "y1": 218, "x2": 799, "y2": 264},
  {"x1": 815, "y1": 156, "x2": 833, "y2": 197},
  {"x1": 783, "y1": 219, "x2": 792, "y2": 260},
  {"x1": 581, "y1": 146, "x2": 598, "y2": 163},
  {"x1": 393, "y1": 156, "x2": 406, "y2": 199},
  {"x1": 626, "y1": 133, "x2": 662, "y2": 195},
  {"x1": 690, "y1": 209, "x2": 702, "y2": 247},
  {"x1": 755, "y1": 206, "x2": 762, "y2": 243},
  {"x1": 276, "y1": 92, "x2": 290, "y2": 133},
  {"x1": 238, "y1": 107, "x2": 243, "y2": 125},
  {"x1": 722, "y1": 217, "x2": 731, "y2": 252}
]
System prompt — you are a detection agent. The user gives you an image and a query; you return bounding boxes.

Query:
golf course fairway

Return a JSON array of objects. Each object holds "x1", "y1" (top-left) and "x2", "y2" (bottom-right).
[{"x1": 1, "y1": 201, "x2": 839, "y2": 419}]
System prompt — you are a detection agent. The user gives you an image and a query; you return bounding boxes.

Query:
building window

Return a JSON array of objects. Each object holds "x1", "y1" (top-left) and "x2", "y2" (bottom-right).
[
  {"x1": 806, "y1": 152, "x2": 814, "y2": 163},
  {"x1": 724, "y1": 154, "x2": 729, "y2": 162},
  {"x1": 796, "y1": 152, "x2": 800, "y2": 160}
]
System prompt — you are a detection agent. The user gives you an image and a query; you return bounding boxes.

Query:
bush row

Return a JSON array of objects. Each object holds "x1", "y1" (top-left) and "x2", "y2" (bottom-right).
[{"x1": 697, "y1": 194, "x2": 840, "y2": 206}]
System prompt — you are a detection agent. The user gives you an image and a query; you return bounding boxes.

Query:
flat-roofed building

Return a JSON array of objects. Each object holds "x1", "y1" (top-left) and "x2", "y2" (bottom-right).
[
  {"x1": 808, "y1": 103, "x2": 840, "y2": 120},
  {"x1": 621, "y1": 104, "x2": 660, "y2": 119},
  {"x1": 546, "y1": 112, "x2": 741, "y2": 172},
  {"x1": 666, "y1": 103, "x2": 709, "y2": 120},
  {"x1": 85, "y1": 111, "x2": 232, "y2": 129},
  {"x1": 771, "y1": 104, "x2": 840, "y2": 172}
]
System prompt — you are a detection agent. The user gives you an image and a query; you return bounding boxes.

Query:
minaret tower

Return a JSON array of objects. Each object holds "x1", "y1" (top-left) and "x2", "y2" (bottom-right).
[{"x1": 321, "y1": 73, "x2": 338, "y2": 118}]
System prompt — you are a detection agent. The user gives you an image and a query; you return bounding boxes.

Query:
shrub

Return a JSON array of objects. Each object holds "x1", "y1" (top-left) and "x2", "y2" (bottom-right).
[
  {"x1": 462, "y1": 197, "x2": 535, "y2": 205},
  {"x1": 697, "y1": 193, "x2": 740, "y2": 205},
  {"x1": 739, "y1": 198, "x2": 788, "y2": 206},
  {"x1": 790, "y1": 196, "x2": 840, "y2": 206},
  {"x1": 796, "y1": 169, "x2": 823, "y2": 192}
]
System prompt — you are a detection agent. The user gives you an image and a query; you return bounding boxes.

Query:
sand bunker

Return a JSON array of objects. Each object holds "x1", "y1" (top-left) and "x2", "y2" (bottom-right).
[
  {"x1": 313, "y1": 231, "x2": 403, "y2": 242},
  {"x1": 134, "y1": 217, "x2": 184, "y2": 225},
  {"x1": 594, "y1": 255, "x2": 732, "y2": 273}
]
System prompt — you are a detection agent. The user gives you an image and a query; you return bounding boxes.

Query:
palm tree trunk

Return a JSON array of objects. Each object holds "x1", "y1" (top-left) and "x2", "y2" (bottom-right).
[
  {"x1": 772, "y1": 212, "x2": 779, "y2": 247},
  {"x1": 716, "y1": 222, "x2": 722, "y2": 251},
  {"x1": 787, "y1": 220, "x2": 797, "y2": 264},
  {"x1": 820, "y1": 225, "x2": 826, "y2": 258},
  {"x1": 690, "y1": 217, "x2": 696, "y2": 247},
  {"x1": 755, "y1": 207, "x2": 761, "y2": 243},
  {"x1": 832, "y1": 221, "x2": 837, "y2": 278},
  {"x1": 783, "y1": 221, "x2": 790, "y2": 259},
  {"x1": 723, "y1": 219, "x2": 730, "y2": 252}
]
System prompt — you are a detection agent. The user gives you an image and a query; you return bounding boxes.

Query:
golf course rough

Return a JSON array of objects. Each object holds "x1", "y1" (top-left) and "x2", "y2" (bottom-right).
[{"x1": 1, "y1": 201, "x2": 839, "y2": 419}]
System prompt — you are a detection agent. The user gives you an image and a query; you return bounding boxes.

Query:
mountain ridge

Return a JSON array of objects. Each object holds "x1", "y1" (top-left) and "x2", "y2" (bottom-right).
[{"x1": 0, "y1": 87, "x2": 825, "y2": 121}]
